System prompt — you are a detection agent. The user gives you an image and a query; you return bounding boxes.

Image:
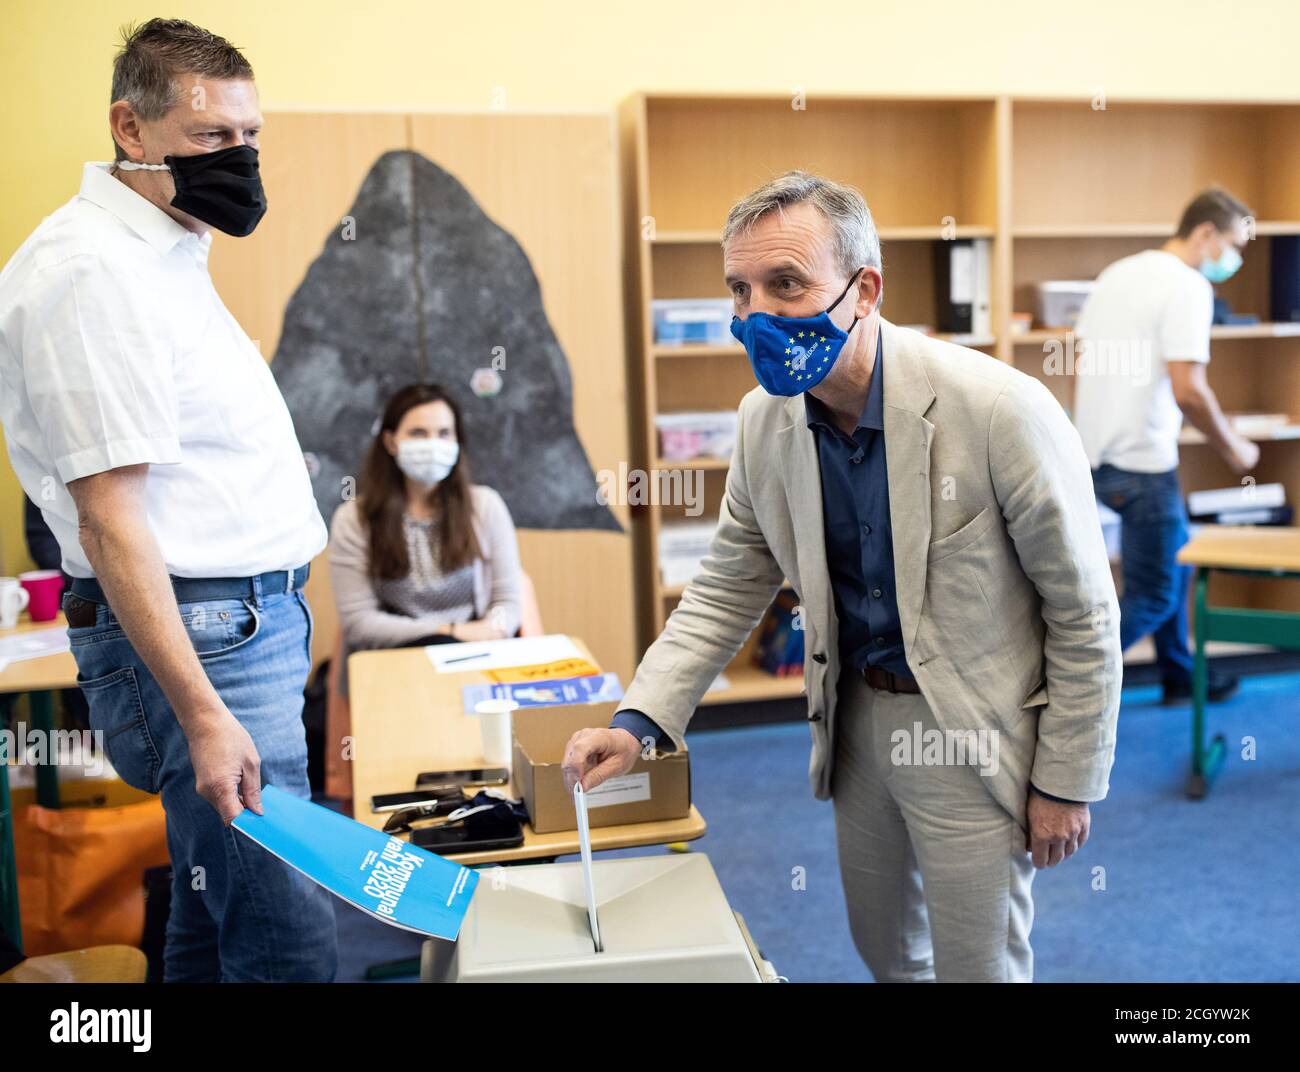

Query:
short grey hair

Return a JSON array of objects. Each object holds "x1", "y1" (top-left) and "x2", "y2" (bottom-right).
[
  {"x1": 110, "y1": 18, "x2": 254, "y2": 161},
  {"x1": 721, "y1": 171, "x2": 881, "y2": 277}
]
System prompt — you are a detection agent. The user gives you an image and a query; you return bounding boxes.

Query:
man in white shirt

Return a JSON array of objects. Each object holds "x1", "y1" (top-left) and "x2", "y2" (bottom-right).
[
  {"x1": 1073, "y1": 188, "x2": 1259, "y2": 705},
  {"x1": 0, "y1": 19, "x2": 336, "y2": 980}
]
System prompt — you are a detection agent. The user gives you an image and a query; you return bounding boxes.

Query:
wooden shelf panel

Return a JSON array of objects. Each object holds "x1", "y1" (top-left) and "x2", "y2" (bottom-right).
[
  {"x1": 652, "y1": 455, "x2": 730, "y2": 470},
  {"x1": 699, "y1": 660, "x2": 806, "y2": 706},
  {"x1": 661, "y1": 578, "x2": 793, "y2": 599},
  {"x1": 655, "y1": 343, "x2": 744, "y2": 358},
  {"x1": 1013, "y1": 220, "x2": 1300, "y2": 239},
  {"x1": 662, "y1": 222, "x2": 1300, "y2": 244},
  {"x1": 652, "y1": 229, "x2": 724, "y2": 244},
  {"x1": 1179, "y1": 421, "x2": 1300, "y2": 446},
  {"x1": 1207, "y1": 323, "x2": 1300, "y2": 340},
  {"x1": 654, "y1": 225, "x2": 996, "y2": 244},
  {"x1": 1012, "y1": 323, "x2": 1300, "y2": 346}
]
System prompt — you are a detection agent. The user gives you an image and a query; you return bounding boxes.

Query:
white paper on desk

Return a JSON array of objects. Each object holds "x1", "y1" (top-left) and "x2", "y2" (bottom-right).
[
  {"x1": 573, "y1": 782, "x2": 603, "y2": 953},
  {"x1": 0, "y1": 628, "x2": 69, "y2": 664},
  {"x1": 426, "y1": 634, "x2": 582, "y2": 673}
]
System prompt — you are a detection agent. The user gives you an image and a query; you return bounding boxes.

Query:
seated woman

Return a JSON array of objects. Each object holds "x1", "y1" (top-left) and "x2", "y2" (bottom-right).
[{"x1": 329, "y1": 383, "x2": 522, "y2": 694}]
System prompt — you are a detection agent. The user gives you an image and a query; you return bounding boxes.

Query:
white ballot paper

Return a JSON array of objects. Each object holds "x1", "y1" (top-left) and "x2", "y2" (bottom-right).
[
  {"x1": 0, "y1": 627, "x2": 70, "y2": 665},
  {"x1": 573, "y1": 781, "x2": 603, "y2": 953},
  {"x1": 426, "y1": 634, "x2": 582, "y2": 673}
]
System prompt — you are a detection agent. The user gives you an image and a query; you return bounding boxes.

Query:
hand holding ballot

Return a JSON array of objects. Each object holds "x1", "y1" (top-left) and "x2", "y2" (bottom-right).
[{"x1": 562, "y1": 726, "x2": 643, "y2": 793}]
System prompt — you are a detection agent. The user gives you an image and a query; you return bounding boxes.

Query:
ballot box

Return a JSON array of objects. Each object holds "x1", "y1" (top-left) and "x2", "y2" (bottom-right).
[{"x1": 421, "y1": 853, "x2": 779, "y2": 983}]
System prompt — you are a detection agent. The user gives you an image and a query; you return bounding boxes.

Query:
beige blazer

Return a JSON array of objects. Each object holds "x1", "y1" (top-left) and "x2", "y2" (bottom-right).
[{"x1": 619, "y1": 319, "x2": 1122, "y2": 830}]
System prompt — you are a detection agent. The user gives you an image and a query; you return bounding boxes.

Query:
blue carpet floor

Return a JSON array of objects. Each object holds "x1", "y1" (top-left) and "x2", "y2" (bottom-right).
[{"x1": 332, "y1": 671, "x2": 1300, "y2": 982}]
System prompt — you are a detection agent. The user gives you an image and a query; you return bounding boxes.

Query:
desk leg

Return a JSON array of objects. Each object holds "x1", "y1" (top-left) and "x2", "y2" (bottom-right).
[
  {"x1": 1187, "y1": 568, "x2": 1226, "y2": 799},
  {"x1": 0, "y1": 754, "x2": 21, "y2": 954},
  {"x1": 30, "y1": 690, "x2": 60, "y2": 810}
]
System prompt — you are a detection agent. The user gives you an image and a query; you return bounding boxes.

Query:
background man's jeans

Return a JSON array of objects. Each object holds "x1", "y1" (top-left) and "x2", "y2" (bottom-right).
[
  {"x1": 64, "y1": 580, "x2": 338, "y2": 982},
  {"x1": 1091, "y1": 463, "x2": 1195, "y2": 686}
]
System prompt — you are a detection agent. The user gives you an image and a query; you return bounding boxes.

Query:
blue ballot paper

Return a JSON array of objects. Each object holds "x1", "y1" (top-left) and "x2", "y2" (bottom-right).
[
  {"x1": 461, "y1": 671, "x2": 624, "y2": 714},
  {"x1": 231, "y1": 784, "x2": 478, "y2": 940}
]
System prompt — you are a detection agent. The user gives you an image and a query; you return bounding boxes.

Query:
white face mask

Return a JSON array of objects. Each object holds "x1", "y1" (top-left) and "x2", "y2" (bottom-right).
[{"x1": 395, "y1": 437, "x2": 459, "y2": 486}]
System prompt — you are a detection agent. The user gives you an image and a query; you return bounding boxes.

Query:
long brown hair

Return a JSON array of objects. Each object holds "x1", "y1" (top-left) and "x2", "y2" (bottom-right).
[{"x1": 358, "y1": 383, "x2": 482, "y2": 581}]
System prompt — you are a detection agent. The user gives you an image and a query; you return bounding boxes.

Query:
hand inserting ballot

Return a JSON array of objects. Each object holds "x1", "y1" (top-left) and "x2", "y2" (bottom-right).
[{"x1": 561, "y1": 726, "x2": 644, "y2": 794}]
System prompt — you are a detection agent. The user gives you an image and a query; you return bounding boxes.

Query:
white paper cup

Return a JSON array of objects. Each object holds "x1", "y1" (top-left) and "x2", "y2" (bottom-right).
[{"x1": 474, "y1": 699, "x2": 518, "y2": 768}]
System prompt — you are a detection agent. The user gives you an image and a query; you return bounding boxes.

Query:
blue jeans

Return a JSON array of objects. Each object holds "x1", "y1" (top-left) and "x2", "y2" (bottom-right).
[
  {"x1": 1091, "y1": 464, "x2": 1195, "y2": 685},
  {"x1": 64, "y1": 579, "x2": 338, "y2": 981}
]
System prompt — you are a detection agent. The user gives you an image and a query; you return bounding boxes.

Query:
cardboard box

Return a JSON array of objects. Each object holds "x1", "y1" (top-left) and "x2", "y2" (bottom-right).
[{"x1": 512, "y1": 701, "x2": 690, "y2": 834}]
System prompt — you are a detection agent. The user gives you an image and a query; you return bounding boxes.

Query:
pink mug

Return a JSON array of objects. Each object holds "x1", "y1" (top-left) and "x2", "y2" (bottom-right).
[{"x1": 19, "y1": 569, "x2": 64, "y2": 623}]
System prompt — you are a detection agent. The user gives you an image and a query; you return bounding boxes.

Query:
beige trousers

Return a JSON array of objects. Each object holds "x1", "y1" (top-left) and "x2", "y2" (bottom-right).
[{"x1": 830, "y1": 670, "x2": 1036, "y2": 982}]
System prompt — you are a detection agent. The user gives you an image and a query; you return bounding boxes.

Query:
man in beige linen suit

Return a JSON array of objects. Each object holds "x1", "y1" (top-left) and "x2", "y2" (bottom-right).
[{"x1": 563, "y1": 172, "x2": 1122, "y2": 982}]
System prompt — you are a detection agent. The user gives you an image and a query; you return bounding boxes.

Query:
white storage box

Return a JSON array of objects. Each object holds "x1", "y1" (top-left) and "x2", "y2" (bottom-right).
[
  {"x1": 423, "y1": 853, "x2": 778, "y2": 983},
  {"x1": 655, "y1": 410, "x2": 738, "y2": 461},
  {"x1": 1035, "y1": 280, "x2": 1095, "y2": 328},
  {"x1": 658, "y1": 520, "x2": 717, "y2": 587},
  {"x1": 652, "y1": 298, "x2": 735, "y2": 346}
]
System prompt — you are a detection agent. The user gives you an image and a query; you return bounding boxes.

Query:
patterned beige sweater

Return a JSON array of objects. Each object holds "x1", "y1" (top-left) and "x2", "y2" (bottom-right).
[{"x1": 327, "y1": 486, "x2": 522, "y2": 694}]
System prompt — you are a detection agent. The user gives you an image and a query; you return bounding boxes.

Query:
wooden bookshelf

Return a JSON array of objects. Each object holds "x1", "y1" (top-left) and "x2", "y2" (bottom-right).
[
  {"x1": 1007, "y1": 97, "x2": 1300, "y2": 623},
  {"x1": 620, "y1": 93, "x2": 1300, "y2": 707},
  {"x1": 620, "y1": 93, "x2": 1003, "y2": 705},
  {"x1": 1013, "y1": 221, "x2": 1300, "y2": 239}
]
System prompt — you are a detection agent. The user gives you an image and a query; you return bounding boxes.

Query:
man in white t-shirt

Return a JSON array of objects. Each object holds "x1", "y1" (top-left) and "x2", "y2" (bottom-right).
[
  {"x1": 0, "y1": 19, "x2": 336, "y2": 979},
  {"x1": 1073, "y1": 187, "x2": 1259, "y2": 704}
]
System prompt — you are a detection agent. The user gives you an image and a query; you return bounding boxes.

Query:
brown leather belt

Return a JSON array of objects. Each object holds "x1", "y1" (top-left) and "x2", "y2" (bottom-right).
[{"x1": 862, "y1": 665, "x2": 921, "y2": 694}]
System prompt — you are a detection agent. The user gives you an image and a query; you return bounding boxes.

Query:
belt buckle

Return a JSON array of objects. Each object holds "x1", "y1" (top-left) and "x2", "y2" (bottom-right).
[{"x1": 862, "y1": 665, "x2": 899, "y2": 694}]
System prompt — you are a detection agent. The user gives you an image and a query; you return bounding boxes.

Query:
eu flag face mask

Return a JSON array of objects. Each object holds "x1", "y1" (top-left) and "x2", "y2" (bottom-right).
[
  {"x1": 731, "y1": 268, "x2": 864, "y2": 396},
  {"x1": 117, "y1": 144, "x2": 268, "y2": 237}
]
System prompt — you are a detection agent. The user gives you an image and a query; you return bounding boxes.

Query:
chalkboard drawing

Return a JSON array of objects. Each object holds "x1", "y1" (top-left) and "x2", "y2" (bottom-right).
[{"x1": 272, "y1": 149, "x2": 620, "y2": 532}]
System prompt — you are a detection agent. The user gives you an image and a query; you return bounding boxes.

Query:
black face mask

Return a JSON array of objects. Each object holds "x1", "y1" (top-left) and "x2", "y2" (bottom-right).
[{"x1": 163, "y1": 144, "x2": 267, "y2": 237}]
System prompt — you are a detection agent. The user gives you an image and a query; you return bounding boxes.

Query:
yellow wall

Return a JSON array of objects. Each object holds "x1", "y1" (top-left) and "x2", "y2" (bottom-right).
[{"x1": 3, "y1": 0, "x2": 1299, "y2": 569}]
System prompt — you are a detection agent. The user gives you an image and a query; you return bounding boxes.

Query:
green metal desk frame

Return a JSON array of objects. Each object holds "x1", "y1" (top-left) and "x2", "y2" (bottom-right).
[{"x1": 1189, "y1": 565, "x2": 1300, "y2": 799}]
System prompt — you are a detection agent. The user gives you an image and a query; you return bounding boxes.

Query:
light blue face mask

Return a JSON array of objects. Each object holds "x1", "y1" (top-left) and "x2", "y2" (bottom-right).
[{"x1": 1199, "y1": 240, "x2": 1242, "y2": 284}]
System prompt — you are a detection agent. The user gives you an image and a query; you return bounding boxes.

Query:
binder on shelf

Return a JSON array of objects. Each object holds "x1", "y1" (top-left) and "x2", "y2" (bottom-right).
[
  {"x1": 933, "y1": 238, "x2": 991, "y2": 337},
  {"x1": 1270, "y1": 235, "x2": 1300, "y2": 324}
]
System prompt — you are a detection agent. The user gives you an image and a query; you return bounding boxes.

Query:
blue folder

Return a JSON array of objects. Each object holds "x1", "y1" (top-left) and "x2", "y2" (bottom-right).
[{"x1": 232, "y1": 784, "x2": 478, "y2": 940}]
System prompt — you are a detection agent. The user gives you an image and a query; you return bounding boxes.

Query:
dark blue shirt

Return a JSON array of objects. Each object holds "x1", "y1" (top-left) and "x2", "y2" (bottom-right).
[{"x1": 803, "y1": 330, "x2": 911, "y2": 679}]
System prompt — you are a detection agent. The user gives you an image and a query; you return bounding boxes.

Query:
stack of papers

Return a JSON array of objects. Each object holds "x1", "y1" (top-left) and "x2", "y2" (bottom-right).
[
  {"x1": 0, "y1": 627, "x2": 70, "y2": 672},
  {"x1": 461, "y1": 673, "x2": 623, "y2": 714},
  {"x1": 426, "y1": 634, "x2": 583, "y2": 673}
]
